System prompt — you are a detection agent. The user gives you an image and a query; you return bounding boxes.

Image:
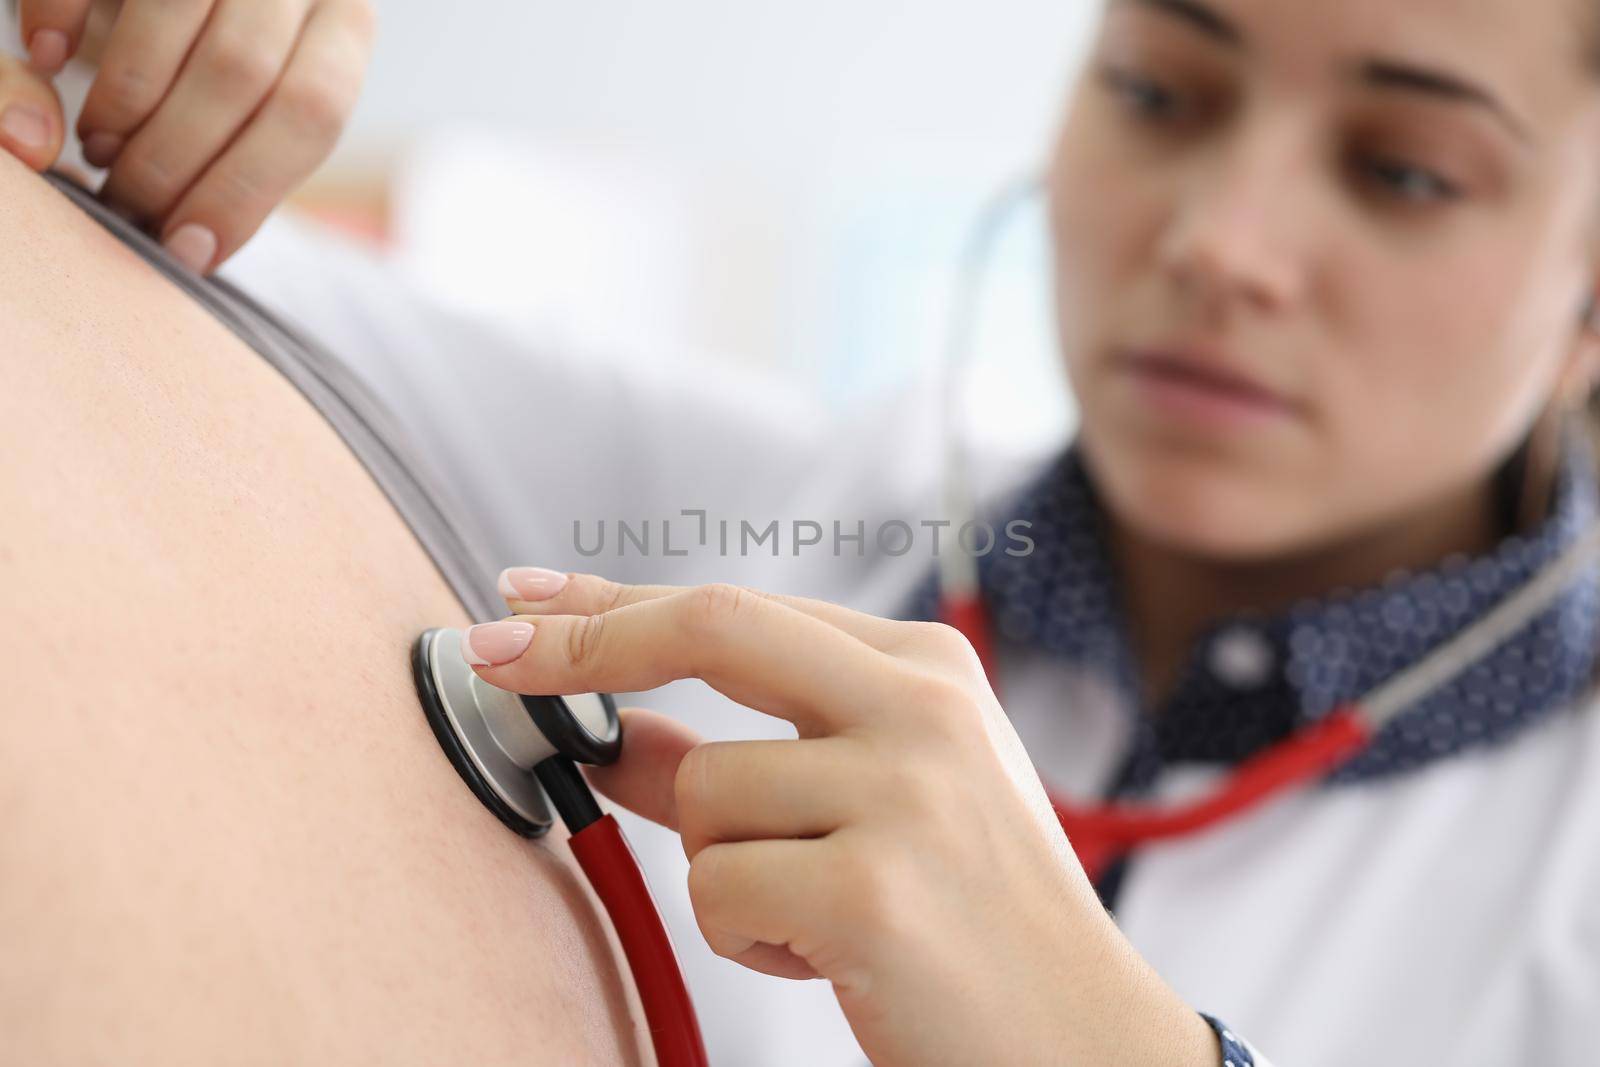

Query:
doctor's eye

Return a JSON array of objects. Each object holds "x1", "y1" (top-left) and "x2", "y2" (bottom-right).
[
  {"x1": 1096, "y1": 65, "x2": 1191, "y2": 124},
  {"x1": 1356, "y1": 156, "x2": 1463, "y2": 206}
]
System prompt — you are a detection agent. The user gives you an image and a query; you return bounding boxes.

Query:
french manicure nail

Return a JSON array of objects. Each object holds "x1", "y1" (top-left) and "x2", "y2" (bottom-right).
[
  {"x1": 462, "y1": 620, "x2": 536, "y2": 667},
  {"x1": 0, "y1": 104, "x2": 50, "y2": 151},
  {"x1": 498, "y1": 567, "x2": 569, "y2": 601},
  {"x1": 82, "y1": 131, "x2": 124, "y2": 169},
  {"x1": 164, "y1": 223, "x2": 217, "y2": 274},
  {"x1": 27, "y1": 29, "x2": 69, "y2": 75}
]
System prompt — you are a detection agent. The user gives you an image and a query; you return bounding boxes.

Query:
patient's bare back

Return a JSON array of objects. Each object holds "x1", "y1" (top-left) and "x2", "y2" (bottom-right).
[{"x1": 0, "y1": 159, "x2": 641, "y2": 1065}]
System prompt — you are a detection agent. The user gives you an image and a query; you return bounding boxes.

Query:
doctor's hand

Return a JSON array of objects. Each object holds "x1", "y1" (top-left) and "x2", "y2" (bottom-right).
[
  {"x1": 469, "y1": 569, "x2": 1222, "y2": 1067},
  {"x1": 1, "y1": 0, "x2": 373, "y2": 272}
]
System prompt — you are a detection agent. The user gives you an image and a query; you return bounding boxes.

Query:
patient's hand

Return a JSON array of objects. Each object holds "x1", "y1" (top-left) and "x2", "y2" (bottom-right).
[{"x1": 0, "y1": 0, "x2": 373, "y2": 273}]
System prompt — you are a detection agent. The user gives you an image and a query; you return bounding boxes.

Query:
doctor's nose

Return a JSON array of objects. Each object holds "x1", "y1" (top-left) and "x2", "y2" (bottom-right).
[{"x1": 1156, "y1": 131, "x2": 1311, "y2": 319}]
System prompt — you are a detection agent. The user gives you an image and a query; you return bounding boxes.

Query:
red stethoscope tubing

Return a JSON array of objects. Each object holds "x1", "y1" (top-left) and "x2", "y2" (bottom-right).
[
  {"x1": 569, "y1": 815, "x2": 710, "y2": 1067},
  {"x1": 938, "y1": 496, "x2": 1600, "y2": 886},
  {"x1": 939, "y1": 593, "x2": 1375, "y2": 884}
]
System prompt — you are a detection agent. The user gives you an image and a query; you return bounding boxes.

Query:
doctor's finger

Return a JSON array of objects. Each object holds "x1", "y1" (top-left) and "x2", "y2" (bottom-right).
[
  {"x1": 16, "y1": 0, "x2": 90, "y2": 75},
  {"x1": 580, "y1": 706, "x2": 702, "y2": 832},
  {"x1": 467, "y1": 588, "x2": 910, "y2": 736},
  {"x1": 688, "y1": 838, "x2": 848, "y2": 965},
  {"x1": 674, "y1": 737, "x2": 864, "y2": 861},
  {"x1": 720, "y1": 941, "x2": 820, "y2": 982},
  {"x1": 502, "y1": 569, "x2": 907, "y2": 649},
  {"x1": 503, "y1": 568, "x2": 974, "y2": 672}
]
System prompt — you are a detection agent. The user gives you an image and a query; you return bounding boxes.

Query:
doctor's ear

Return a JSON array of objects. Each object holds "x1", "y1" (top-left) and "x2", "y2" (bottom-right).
[{"x1": 1562, "y1": 285, "x2": 1600, "y2": 406}]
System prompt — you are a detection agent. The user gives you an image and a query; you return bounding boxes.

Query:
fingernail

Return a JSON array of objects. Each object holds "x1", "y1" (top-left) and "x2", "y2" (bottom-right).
[
  {"x1": 164, "y1": 223, "x2": 217, "y2": 274},
  {"x1": 27, "y1": 29, "x2": 69, "y2": 76},
  {"x1": 462, "y1": 620, "x2": 535, "y2": 667},
  {"x1": 0, "y1": 104, "x2": 51, "y2": 152},
  {"x1": 81, "y1": 131, "x2": 124, "y2": 169},
  {"x1": 498, "y1": 567, "x2": 569, "y2": 601}
]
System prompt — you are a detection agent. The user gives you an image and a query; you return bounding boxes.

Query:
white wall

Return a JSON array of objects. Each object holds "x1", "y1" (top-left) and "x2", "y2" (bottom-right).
[
  {"x1": 353, "y1": 0, "x2": 1096, "y2": 451},
  {"x1": 353, "y1": 1, "x2": 1092, "y2": 171}
]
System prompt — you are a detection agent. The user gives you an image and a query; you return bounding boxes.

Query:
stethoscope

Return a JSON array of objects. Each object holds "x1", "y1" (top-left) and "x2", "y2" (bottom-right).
[
  {"x1": 935, "y1": 175, "x2": 1600, "y2": 884},
  {"x1": 411, "y1": 628, "x2": 709, "y2": 1067}
]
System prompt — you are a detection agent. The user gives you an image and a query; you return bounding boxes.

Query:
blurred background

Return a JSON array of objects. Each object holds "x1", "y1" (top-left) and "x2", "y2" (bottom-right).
[{"x1": 11, "y1": 0, "x2": 1100, "y2": 453}]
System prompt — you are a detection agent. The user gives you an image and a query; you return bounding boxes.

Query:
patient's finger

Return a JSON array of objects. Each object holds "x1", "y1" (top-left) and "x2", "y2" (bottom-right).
[
  {"x1": 0, "y1": 54, "x2": 64, "y2": 170},
  {"x1": 158, "y1": 0, "x2": 373, "y2": 271},
  {"x1": 17, "y1": 0, "x2": 91, "y2": 76},
  {"x1": 75, "y1": 0, "x2": 215, "y2": 168},
  {"x1": 100, "y1": 0, "x2": 305, "y2": 229}
]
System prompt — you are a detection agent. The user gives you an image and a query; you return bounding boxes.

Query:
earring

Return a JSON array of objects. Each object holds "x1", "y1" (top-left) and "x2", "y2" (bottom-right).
[
  {"x1": 1515, "y1": 288, "x2": 1600, "y2": 532},
  {"x1": 1515, "y1": 400, "x2": 1568, "y2": 534}
]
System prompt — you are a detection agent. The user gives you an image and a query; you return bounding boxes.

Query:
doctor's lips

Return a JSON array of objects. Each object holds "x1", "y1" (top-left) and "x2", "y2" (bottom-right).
[{"x1": 1116, "y1": 345, "x2": 1303, "y2": 427}]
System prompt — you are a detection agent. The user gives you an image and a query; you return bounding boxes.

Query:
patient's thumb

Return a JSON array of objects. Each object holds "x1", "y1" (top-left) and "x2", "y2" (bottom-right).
[
  {"x1": 582, "y1": 706, "x2": 703, "y2": 833},
  {"x1": 0, "y1": 53, "x2": 64, "y2": 171}
]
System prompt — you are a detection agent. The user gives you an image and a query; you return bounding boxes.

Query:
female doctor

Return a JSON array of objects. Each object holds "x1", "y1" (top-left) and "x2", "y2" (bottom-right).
[{"x1": 8, "y1": 0, "x2": 1600, "y2": 1063}]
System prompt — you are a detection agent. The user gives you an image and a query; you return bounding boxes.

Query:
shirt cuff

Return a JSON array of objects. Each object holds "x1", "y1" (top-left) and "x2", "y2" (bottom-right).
[{"x1": 1199, "y1": 1012, "x2": 1270, "y2": 1066}]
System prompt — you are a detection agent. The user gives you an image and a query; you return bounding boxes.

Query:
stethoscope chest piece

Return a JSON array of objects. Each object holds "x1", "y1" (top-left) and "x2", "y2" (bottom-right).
[{"x1": 412, "y1": 627, "x2": 622, "y2": 837}]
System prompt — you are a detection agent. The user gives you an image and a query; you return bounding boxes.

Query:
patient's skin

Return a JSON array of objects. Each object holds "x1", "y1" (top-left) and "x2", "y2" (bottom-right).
[{"x1": 0, "y1": 157, "x2": 643, "y2": 1065}]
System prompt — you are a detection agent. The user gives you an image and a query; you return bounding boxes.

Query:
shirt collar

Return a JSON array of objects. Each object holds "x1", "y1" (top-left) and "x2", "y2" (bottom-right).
[{"x1": 904, "y1": 424, "x2": 1600, "y2": 783}]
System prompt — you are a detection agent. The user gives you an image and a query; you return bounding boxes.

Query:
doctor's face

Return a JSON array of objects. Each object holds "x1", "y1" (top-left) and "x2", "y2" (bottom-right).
[{"x1": 1048, "y1": 0, "x2": 1600, "y2": 561}]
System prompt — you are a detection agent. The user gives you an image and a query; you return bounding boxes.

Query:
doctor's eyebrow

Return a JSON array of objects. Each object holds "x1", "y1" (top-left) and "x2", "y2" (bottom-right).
[
  {"x1": 1356, "y1": 61, "x2": 1533, "y2": 145},
  {"x1": 1116, "y1": 0, "x2": 1242, "y2": 48},
  {"x1": 1114, "y1": 0, "x2": 1534, "y2": 145}
]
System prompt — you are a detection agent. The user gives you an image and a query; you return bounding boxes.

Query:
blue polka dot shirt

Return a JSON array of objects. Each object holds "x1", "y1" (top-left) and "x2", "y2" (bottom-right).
[{"x1": 899, "y1": 425, "x2": 1600, "y2": 1067}]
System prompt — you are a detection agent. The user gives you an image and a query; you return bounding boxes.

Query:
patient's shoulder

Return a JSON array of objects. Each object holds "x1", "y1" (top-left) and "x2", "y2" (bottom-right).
[{"x1": 0, "y1": 157, "x2": 643, "y2": 1065}]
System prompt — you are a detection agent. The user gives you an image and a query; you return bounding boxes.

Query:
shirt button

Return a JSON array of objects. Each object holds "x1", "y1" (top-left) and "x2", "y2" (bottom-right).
[{"x1": 1208, "y1": 625, "x2": 1274, "y2": 689}]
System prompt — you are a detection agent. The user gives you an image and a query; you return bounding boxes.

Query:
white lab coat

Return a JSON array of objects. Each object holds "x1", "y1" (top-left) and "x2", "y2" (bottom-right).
[{"x1": 223, "y1": 217, "x2": 1600, "y2": 1066}]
